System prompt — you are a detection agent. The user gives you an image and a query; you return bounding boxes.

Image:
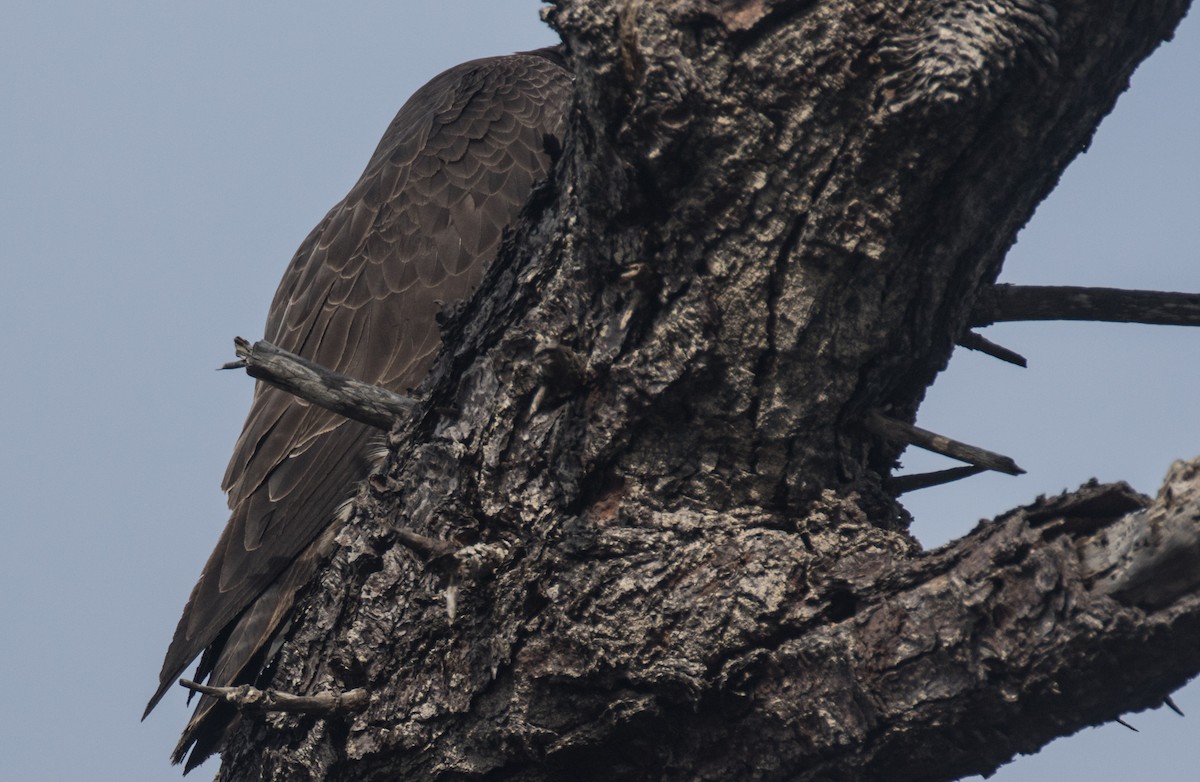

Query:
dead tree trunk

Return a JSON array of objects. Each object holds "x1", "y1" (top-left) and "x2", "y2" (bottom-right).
[{"x1": 217, "y1": 0, "x2": 1199, "y2": 779}]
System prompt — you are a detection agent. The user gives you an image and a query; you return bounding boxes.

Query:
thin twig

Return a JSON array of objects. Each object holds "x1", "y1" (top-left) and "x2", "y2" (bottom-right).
[
  {"x1": 866, "y1": 412, "x2": 1025, "y2": 476},
  {"x1": 891, "y1": 465, "x2": 987, "y2": 495},
  {"x1": 971, "y1": 284, "x2": 1200, "y2": 327},
  {"x1": 178, "y1": 679, "x2": 368, "y2": 715},
  {"x1": 957, "y1": 331, "x2": 1027, "y2": 367},
  {"x1": 1164, "y1": 695, "x2": 1185, "y2": 716},
  {"x1": 223, "y1": 338, "x2": 416, "y2": 430}
]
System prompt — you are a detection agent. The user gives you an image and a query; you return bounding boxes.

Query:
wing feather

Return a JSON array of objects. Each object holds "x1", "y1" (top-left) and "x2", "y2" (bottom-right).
[{"x1": 148, "y1": 50, "x2": 572, "y2": 770}]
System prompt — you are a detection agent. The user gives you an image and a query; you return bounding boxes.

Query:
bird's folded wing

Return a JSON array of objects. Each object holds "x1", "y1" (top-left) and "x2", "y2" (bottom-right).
[{"x1": 147, "y1": 52, "x2": 572, "y2": 732}]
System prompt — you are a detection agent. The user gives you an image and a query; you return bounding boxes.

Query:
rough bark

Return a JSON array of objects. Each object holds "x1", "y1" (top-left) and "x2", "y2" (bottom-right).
[{"x1": 216, "y1": 0, "x2": 1197, "y2": 780}]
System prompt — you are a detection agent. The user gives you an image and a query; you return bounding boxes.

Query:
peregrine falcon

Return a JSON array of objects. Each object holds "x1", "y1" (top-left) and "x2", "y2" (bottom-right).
[{"x1": 145, "y1": 46, "x2": 571, "y2": 771}]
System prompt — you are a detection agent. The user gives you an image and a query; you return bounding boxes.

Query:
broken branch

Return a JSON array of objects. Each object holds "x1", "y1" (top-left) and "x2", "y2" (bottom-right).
[
  {"x1": 866, "y1": 411, "x2": 1025, "y2": 475},
  {"x1": 890, "y1": 465, "x2": 987, "y2": 494},
  {"x1": 957, "y1": 330, "x2": 1028, "y2": 367},
  {"x1": 223, "y1": 337, "x2": 416, "y2": 430},
  {"x1": 1080, "y1": 459, "x2": 1200, "y2": 609},
  {"x1": 178, "y1": 679, "x2": 368, "y2": 715}
]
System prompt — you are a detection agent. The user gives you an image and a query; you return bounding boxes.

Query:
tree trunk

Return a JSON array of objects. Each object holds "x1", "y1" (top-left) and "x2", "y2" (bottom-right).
[{"x1": 217, "y1": 0, "x2": 1199, "y2": 779}]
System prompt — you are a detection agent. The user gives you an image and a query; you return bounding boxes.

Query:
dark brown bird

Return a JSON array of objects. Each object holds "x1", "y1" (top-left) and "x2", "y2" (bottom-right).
[{"x1": 145, "y1": 47, "x2": 571, "y2": 772}]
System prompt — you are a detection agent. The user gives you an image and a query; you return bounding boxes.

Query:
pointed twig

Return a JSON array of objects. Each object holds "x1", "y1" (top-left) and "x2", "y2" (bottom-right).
[
  {"x1": 223, "y1": 337, "x2": 416, "y2": 431},
  {"x1": 957, "y1": 331, "x2": 1027, "y2": 367},
  {"x1": 866, "y1": 412, "x2": 1025, "y2": 476},
  {"x1": 1164, "y1": 695, "x2": 1185, "y2": 716},
  {"x1": 890, "y1": 465, "x2": 987, "y2": 495},
  {"x1": 971, "y1": 284, "x2": 1200, "y2": 327},
  {"x1": 178, "y1": 679, "x2": 368, "y2": 715},
  {"x1": 1115, "y1": 717, "x2": 1139, "y2": 732}
]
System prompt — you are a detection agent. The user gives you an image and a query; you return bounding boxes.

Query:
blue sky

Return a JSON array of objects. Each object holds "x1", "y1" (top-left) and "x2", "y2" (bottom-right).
[{"x1": 1, "y1": 3, "x2": 1196, "y2": 780}]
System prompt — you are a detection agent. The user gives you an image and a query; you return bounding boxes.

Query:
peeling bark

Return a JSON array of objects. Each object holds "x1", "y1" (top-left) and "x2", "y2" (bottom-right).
[{"x1": 215, "y1": 0, "x2": 1198, "y2": 779}]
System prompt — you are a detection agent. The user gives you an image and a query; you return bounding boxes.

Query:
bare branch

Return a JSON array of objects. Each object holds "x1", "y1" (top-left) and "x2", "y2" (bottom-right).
[
  {"x1": 957, "y1": 331, "x2": 1027, "y2": 367},
  {"x1": 890, "y1": 465, "x2": 986, "y2": 494},
  {"x1": 178, "y1": 679, "x2": 368, "y2": 716},
  {"x1": 223, "y1": 337, "x2": 416, "y2": 430},
  {"x1": 866, "y1": 412, "x2": 1026, "y2": 475},
  {"x1": 971, "y1": 284, "x2": 1200, "y2": 327}
]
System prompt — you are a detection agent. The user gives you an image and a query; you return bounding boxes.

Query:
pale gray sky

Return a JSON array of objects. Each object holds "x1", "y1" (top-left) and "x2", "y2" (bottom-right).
[{"x1": 1, "y1": 3, "x2": 1195, "y2": 780}]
